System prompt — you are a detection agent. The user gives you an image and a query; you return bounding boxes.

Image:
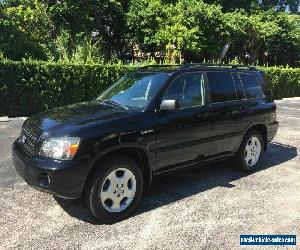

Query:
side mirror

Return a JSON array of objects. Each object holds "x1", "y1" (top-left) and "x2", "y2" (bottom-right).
[{"x1": 160, "y1": 99, "x2": 179, "y2": 111}]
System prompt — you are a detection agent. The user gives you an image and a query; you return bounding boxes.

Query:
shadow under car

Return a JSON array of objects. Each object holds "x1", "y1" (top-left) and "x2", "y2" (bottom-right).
[{"x1": 54, "y1": 142, "x2": 297, "y2": 224}]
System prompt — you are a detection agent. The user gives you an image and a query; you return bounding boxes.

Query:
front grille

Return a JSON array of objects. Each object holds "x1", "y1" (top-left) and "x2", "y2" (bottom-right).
[{"x1": 21, "y1": 127, "x2": 38, "y2": 157}]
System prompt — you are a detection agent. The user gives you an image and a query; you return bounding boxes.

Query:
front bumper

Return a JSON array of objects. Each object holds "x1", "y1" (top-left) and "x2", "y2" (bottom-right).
[
  {"x1": 267, "y1": 121, "x2": 279, "y2": 142},
  {"x1": 12, "y1": 141, "x2": 93, "y2": 199}
]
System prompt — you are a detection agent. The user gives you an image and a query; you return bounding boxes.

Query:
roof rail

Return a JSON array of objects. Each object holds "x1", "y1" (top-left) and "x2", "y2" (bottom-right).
[
  {"x1": 138, "y1": 64, "x2": 182, "y2": 70},
  {"x1": 180, "y1": 63, "x2": 256, "y2": 70},
  {"x1": 136, "y1": 63, "x2": 257, "y2": 72}
]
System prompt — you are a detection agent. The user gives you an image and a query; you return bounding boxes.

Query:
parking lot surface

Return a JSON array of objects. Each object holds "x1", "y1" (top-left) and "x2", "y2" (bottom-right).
[{"x1": 0, "y1": 98, "x2": 299, "y2": 250}]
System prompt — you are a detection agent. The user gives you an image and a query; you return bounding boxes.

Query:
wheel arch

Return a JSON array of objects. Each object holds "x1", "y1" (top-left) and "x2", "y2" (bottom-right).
[
  {"x1": 83, "y1": 146, "x2": 152, "y2": 197},
  {"x1": 241, "y1": 123, "x2": 268, "y2": 151}
]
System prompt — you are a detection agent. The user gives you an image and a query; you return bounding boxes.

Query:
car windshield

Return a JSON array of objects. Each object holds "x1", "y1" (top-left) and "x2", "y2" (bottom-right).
[{"x1": 97, "y1": 72, "x2": 170, "y2": 109}]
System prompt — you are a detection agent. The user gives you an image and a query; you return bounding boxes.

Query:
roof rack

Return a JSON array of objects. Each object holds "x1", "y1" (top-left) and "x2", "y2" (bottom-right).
[{"x1": 180, "y1": 63, "x2": 256, "y2": 70}]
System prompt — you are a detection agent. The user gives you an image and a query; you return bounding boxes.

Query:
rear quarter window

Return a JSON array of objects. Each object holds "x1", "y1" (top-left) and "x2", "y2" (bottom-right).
[
  {"x1": 207, "y1": 72, "x2": 237, "y2": 103},
  {"x1": 232, "y1": 73, "x2": 245, "y2": 99},
  {"x1": 239, "y1": 73, "x2": 264, "y2": 99}
]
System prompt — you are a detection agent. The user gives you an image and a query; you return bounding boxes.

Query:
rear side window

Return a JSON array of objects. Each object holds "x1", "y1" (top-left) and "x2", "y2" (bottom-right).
[
  {"x1": 239, "y1": 73, "x2": 264, "y2": 99},
  {"x1": 207, "y1": 72, "x2": 237, "y2": 103}
]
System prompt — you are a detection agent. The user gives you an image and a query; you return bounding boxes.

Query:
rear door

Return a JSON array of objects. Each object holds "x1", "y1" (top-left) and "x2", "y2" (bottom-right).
[{"x1": 206, "y1": 71, "x2": 246, "y2": 158}]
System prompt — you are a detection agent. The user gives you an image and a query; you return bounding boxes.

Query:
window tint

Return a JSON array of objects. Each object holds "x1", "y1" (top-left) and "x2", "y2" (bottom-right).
[
  {"x1": 163, "y1": 73, "x2": 204, "y2": 108},
  {"x1": 207, "y1": 72, "x2": 237, "y2": 102},
  {"x1": 239, "y1": 73, "x2": 264, "y2": 99}
]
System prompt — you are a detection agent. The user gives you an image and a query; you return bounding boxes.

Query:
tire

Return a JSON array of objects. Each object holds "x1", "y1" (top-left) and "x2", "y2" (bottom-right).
[
  {"x1": 235, "y1": 130, "x2": 265, "y2": 172},
  {"x1": 84, "y1": 156, "x2": 144, "y2": 224}
]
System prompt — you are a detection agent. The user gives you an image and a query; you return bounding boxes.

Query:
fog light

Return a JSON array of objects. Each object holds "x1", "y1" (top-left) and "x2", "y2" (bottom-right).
[{"x1": 39, "y1": 173, "x2": 50, "y2": 187}]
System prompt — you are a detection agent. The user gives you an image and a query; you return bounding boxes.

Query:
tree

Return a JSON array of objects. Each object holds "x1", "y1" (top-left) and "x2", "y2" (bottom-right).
[
  {"x1": 223, "y1": 10, "x2": 300, "y2": 66},
  {"x1": 152, "y1": 0, "x2": 201, "y2": 63},
  {"x1": 0, "y1": 0, "x2": 54, "y2": 60},
  {"x1": 47, "y1": 0, "x2": 129, "y2": 59},
  {"x1": 127, "y1": 0, "x2": 224, "y2": 63},
  {"x1": 127, "y1": 0, "x2": 165, "y2": 55},
  {"x1": 178, "y1": 0, "x2": 225, "y2": 61},
  {"x1": 263, "y1": 11, "x2": 300, "y2": 65},
  {"x1": 203, "y1": 0, "x2": 300, "y2": 13},
  {"x1": 0, "y1": 0, "x2": 299, "y2": 65}
]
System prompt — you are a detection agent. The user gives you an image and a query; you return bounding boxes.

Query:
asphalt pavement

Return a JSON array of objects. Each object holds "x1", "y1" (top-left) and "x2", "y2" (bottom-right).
[{"x1": 0, "y1": 98, "x2": 299, "y2": 250}]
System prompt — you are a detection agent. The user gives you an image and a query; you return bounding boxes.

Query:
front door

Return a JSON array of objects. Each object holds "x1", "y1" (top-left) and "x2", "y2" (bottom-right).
[{"x1": 154, "y1": 72, "x2": 212, "y2": 174}]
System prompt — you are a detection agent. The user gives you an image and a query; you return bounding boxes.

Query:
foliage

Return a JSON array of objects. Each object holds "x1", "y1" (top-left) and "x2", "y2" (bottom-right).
[
  {"x1": 1, "y1": 1, "x2": 299, "y2": 117},
  {"x1": 0, "y1": 0, "x2": 54, "y2": 60},
  {"x1": 127, "y1": 0, "x2": 225, "y2": 63},
  {"x1": 126, "y1": 0, "x2": 164, "y2": 53},
  {"x1": 53, "y1": 32, "x2": 104, "y2": 64},
  {"x1": 127, "y1": 0, "x2": 300, "y2": 65},
  {"x1": 46, "y1": 0, "x2": 129, "y2": 60},
  {"x1": 1, "y1": 60, "x2": 300, "y2": 116},
  {"x1": 203, "y1": 0, "x2": 300, "y2": 13},
  {"x1": 1, "y1": 0, "x2": 300, "y2": 65},
  {"x1": 0, "y1": 60, "x2": 134, "y2": 116},
  {"x1": 263, "y1": 66, "x2": 300, "y2": 99},
  {"x1": 224, "y1": 10, "x2": 300, "y2": 66}
]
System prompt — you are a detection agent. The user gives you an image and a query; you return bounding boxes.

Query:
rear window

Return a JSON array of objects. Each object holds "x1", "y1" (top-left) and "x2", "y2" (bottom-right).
[
  {"x1": 207, "y1": 72, "x2": 237, "y2": 103},
  {"x1": 239, "y1": 73, "x2": 264, "y2": 99}
]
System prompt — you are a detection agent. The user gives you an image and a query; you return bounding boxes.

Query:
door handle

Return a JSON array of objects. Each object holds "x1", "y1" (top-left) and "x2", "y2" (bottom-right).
[
  {"x1": 198, "y1": 113, "x2": 208, "y2": 119},
  {"x1": 227, "y1": 110, "x2": 244, "y2": 118},
  {"x1": 230, "y1": 110, "x2": 240, "y2": 116}
]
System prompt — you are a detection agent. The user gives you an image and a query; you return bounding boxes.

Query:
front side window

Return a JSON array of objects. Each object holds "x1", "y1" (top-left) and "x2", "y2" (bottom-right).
[
  {"x1": 97, "y1": 72, "x2": 170, "y2": 109},
  {"x1": 162, "y1": 73, "x2": 205, "y2": 108},
  {"x1": 207, "y1": 72, "x2": 237, "y2": 103},
  {"x1": 239, "y1": 73, "x2": 264, "y2": 99}
]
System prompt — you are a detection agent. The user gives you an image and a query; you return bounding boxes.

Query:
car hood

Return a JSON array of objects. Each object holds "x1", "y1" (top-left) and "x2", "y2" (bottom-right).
[{"x1": 24, "y1": 101, "x2": 135, "y2": 135}]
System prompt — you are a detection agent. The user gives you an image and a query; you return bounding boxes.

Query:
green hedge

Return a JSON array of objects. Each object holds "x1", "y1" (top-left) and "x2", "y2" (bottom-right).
[
  {"x1": 1, "y1": 60, "x2": 300, "y2": 116},
  {"x1": 0, "y1": 61, "x2": 134, "y2": 116},
  {"x1": 263, "y1": 67, "x2": 300, "y2": 100}
]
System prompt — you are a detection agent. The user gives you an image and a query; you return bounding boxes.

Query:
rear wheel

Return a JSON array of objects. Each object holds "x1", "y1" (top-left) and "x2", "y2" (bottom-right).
[
  {"x1": 235, "y1": 130, "x2": 265, "y2": 172},
  {"x1": 84, "y1": 156, "x2": 144, "y2": 224}
]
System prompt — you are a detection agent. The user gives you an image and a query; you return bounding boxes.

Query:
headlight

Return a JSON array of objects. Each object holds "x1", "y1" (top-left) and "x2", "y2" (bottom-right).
[{"x1": 39, "y1": 137, "x2": 80, "y2": 160}]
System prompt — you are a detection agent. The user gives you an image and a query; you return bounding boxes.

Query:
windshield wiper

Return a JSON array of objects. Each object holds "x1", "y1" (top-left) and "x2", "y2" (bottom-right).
[{"x1": 102, "y1": 100, "x2": 129, "y2": 110}]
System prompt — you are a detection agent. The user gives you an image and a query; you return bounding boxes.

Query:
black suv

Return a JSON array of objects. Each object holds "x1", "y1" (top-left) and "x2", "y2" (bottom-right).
[{"x1": 12, "y1": 64, "x2": 279, "y2": 223}]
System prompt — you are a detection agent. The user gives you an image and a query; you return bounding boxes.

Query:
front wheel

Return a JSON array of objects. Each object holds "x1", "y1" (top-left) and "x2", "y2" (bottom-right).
[
  {"x1": 84, "y1": 156, "x2": 144, "y2": 224},
  {"x1": 235, "y1": 130, "x2": 265, "y2": 172}
]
